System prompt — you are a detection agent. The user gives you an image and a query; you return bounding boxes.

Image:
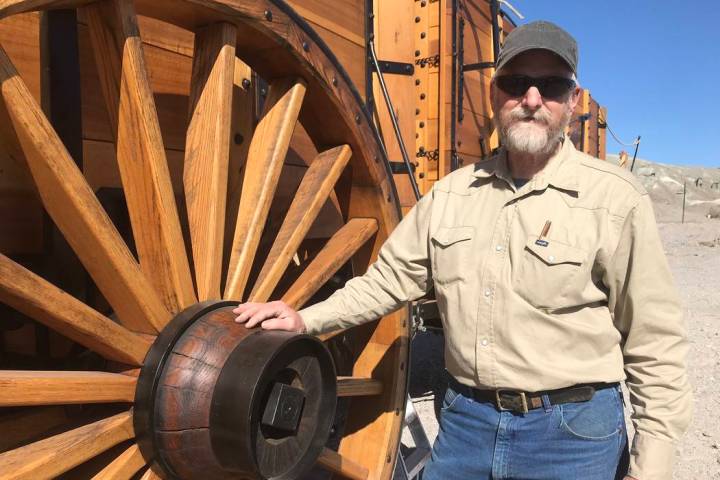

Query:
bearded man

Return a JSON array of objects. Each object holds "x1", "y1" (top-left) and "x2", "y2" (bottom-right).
[{"x1": 234, "y1": 21, "x2": 691, "y2": 480}]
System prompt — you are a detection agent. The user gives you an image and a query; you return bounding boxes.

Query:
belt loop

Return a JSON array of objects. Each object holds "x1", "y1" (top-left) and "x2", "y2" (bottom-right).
[{"x1": 541, "y1": 394, "x2": 552, "y2": 412}]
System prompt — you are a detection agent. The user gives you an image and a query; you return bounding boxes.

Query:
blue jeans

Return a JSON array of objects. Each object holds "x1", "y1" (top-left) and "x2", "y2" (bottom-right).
[{"x1": 421, "y1": 378, "x2": 629, "y2": 480}]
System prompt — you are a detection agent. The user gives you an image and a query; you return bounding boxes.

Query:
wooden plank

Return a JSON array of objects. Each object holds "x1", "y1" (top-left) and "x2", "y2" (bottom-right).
[
  {"x1": 286, "y1": 0, "x2": 364, "y2": 46},
  {"x1": 0, "y1": 44, "x2": 170, "y2": 334},
  {"x1": 137, "y1": 14, "x2": 194, "y2": 57},
  {"x1": 184, "y1": 22, "x2": 236, "y2": 301},
  {"x1": 305, "y1": 21, "x2": 365, "y2": 96},
  {"x1": 85, "y1": 0, "x2": 196, "y2": 314},
  {"x1": 0, "y1": 371, "x2": 137, "y2": 406},
  {"x1": 337, "y1": 376, "x2": 383, "y2": 397},
  {"x1": 224, "y1": 78, "x2": 306, "y2": 300},
  {"x1": 317, "y1": 447, "x2": 369, "y2": 480},
  {"x1": 0, "y1": 12, "x2": 41, "y2": 101},
  {"x1": 139, "y1": 466, "x2": 163, "y2": 480},
  {"x1": 91, "y1": 444, "x2": 145, "y2": 480},
  {"x1": 282, "y1": 218, "x2": 378, "y2": 309},
  {"x1": 0, "y1": 254, "x2": 151, "y2": 365},
  {"x1": 0, "y1": 411, "x2": 134, "y2": 480},
  {"x1": 249, "y1": 145, "x2": 352, "y2": 302}
]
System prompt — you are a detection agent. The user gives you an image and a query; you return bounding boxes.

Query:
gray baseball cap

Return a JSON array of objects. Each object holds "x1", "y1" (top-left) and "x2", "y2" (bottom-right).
[{"x1": 496, "y1": 21, "x2": 578, "y2": 74}]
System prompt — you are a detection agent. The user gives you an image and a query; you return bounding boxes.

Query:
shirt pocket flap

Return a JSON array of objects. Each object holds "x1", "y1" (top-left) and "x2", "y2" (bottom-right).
[
  {"x1": 525, "y1": 236, "x2": 585, "y2": 265},
  {"x1": 432, "y1": 226, "x2": 475, "y2": 247}
]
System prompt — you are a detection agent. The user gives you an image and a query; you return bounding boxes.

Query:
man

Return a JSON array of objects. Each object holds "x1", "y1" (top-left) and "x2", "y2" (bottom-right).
[{"x1": 234, "y1": 21, "x2": 691, "y2": 480}]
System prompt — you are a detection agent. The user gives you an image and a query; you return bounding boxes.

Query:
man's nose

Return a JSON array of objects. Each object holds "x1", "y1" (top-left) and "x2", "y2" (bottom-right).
[{"x1": 521, "y1": 86, "x2": 543, "y2": 109}]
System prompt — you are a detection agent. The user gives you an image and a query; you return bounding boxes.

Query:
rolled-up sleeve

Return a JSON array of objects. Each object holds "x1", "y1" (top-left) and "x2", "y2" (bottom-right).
[
  {"x1": 299, "y1": 190, "x2": 434, "y2": 335},
  {"x1": 605, "y1": 194, "x2": 693, "y2": 480}
]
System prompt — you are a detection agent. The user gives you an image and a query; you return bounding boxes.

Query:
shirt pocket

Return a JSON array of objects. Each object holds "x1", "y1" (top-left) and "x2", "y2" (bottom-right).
[
  {"x1": 431, "y1": 226, "x2": 475, "y2": 284},
  {"x1": 513, "y1": 235, "x2": 586, "y2": 309}
]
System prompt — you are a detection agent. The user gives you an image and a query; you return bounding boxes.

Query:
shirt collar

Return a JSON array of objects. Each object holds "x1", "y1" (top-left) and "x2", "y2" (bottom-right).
[{"x1": 471, "y1": 138, "x2": 580, "y2": 194}]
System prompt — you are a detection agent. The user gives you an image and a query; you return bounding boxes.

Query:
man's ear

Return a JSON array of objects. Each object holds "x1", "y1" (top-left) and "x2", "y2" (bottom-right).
[{"x1": 568, "y1": 85, "x2": 581, "y2": 111}]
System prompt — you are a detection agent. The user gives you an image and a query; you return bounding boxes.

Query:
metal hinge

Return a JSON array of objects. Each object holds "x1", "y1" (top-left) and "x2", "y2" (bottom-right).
[{"x1": 371, "y1": 59, "x2": 415, "y2": 76}]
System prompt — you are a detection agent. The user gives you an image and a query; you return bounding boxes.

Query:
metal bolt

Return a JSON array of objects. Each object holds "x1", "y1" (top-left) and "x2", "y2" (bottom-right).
[
  {"x1": 264, "y1": 9, "x2": 272, "y2": 21},
  {"x1": 241, "y1": 78, "x2": 251, "y2": 89},
  {"x1": 355, "y1": 113, "x2": 361, "y2": 124},
  {"x1": 387, "y1": 194, "x2": 392, "y2": 202},
  {"x1": 419, "y1": 121, "x2": 425, "y2": 128},
  {"x1": 332, "y1": 76, "x2": 338, "y2": 87},
  {"x1": 415, "y1": 79, "x2": 421, "y2": 86},
  {"x1": 414, "y1": 50, "x2": 421, "y2": 57},
  {"x1": 374, "y1": 155, "x2": 379, "y2": 163},
  {"x1": 421, "y1": 0, "x2": 427, "y2": 6},
  {"x1": 420, "y1": 32, "x2": 426, "y2": 39},
  {"x1": 233, "y1": 133, "x2": 244, "y2": 145},
  {"x1": 419, "y1": 146, "x2": 425, "y2": 153},
  {"x1": 302, "y1": 41, "x2": 310, "y2": 52},
  {"x1": 415, "y1": 16, "x2": 420, "y2": 23},
  {"x1": 405, "y1": 64, "x2": 412, "y2": 72},
  {"x1": 420, "y1": 93, "x2": 426, "y2": 100},
  {"x1": 419, "y1": 172, "x2": 425, "y2": 179},
  {"x1": 415, "y1": 108, "x2": 420, "y2": 115},
  {"x1": 260, "y1": 87, "x2": 267, "y2": 97}
]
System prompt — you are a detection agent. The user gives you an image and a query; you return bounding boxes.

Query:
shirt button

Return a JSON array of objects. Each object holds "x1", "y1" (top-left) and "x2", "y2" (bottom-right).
[
  {"x1": 481, "y1": 339, "x2": 489, "y2": 346},
  {"x1": 495, "y1": 245, "x2": 504, "y2": 252},
  {"x1": 548, "y1": 255, "x2": 556, "y2": 262},
  {"x1": 484, "y1": 289, "x2": 491, "y2": 297}
]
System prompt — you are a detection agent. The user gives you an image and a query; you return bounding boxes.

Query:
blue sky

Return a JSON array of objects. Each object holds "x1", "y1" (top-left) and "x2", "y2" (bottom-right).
[{"x1": 508, "y1": 0, "x2": 719, "y2": 167}]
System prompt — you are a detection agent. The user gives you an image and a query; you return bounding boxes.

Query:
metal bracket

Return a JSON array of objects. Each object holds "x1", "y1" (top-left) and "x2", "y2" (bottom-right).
[
  {"x1": 372, "y1": 59, "x2": 415, "y2": 76},
  {"x1": 389, "y1": 161, "x2": 416, "y2": 174}
]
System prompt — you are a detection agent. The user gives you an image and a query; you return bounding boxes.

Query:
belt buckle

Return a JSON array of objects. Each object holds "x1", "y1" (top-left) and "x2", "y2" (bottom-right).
[{"x1": 495, "y1": 389, "x2": 529, "y2": 413}]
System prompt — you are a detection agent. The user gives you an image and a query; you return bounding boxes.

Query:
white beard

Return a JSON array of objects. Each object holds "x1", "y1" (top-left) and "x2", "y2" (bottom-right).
[{"x1": 497, "y1": 104, "x2": 572, "y2": 156}]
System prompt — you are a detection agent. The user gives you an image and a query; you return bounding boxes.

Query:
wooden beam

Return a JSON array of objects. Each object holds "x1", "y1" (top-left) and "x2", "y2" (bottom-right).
[
  {"x1": 337, "y1": 376, "x2": 383, "y2": 397},
  {"x1": 0, "y1": 43, "x2": 169, "y2": 334},
  {"x1": 317, "y1": 447, "x2": 369, "y2": 480},
  {"x1": 0, "y1": 411, "x2": 134, "y2": 480},
  {"x1": 138, "y1": 465, "x2": 163, "y2": 480},
  {"x1": 184, "y1": 22, "x2": 236, "y2": 301},
  {"x1": 0, "y1": 371, "x2": 137, "y2": 406},
  {"x1": 249, "y1": 145, "x2": 352, "y2": 302},
  {"x1": 224, "y1": 78, "x2": 306, "y2": 300},
  {"x1": 91, "y1": 444, "x2": 145, "y2": 480},
  {"x1": 85, "y1": 0, "x2": 196, "y2": 315},
  {"x1": 0, "y1": 254, "x2": 151, "y2": 365},
  {"x1": 282, "y1": 218, "x2": 378, "y2": 309}
]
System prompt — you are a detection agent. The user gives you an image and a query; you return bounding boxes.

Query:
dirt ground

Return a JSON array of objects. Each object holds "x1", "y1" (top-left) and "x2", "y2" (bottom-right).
[{"x1": 405, "y1": 213, "x2": 720, "y2": 478}]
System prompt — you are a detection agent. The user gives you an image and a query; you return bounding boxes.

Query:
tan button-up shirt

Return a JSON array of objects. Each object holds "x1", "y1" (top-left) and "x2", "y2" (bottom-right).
[{"x1": 300, "y1": 139, "x2": 692, "y2": 479}]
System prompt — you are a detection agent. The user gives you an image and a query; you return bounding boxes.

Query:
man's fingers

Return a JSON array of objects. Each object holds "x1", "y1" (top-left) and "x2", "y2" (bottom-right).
[
  {"x1": 244, "y1": 307, "x2": 282, "y2": 329},
  {"x1": 260, "y1": 317, "x2": 292, "y2": 331},
  {"x1": 234, "y1": 305, "x2": 261, "y2": 323}
]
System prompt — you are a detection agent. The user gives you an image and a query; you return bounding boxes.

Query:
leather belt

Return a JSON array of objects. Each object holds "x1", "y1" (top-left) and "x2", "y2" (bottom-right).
[{"x1": 450, "y1": 378, "x2": 618, "y2": 414}]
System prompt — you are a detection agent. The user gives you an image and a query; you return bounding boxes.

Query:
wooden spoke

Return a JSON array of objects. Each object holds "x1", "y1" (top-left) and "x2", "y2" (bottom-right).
[
  {"x1": 282, "y1": 218, "x2": 378, "y2": 309},
  {"x1": 0, "y1": 45, "x2": 168, "y2": 334},
  {"x1": 0, "y1": 411, "x2": 134, "y2": 480},
  {"x1": 224, "y1": 78, "x2": 307, "y2": 300},
  {"x1": 337, "y1": 376, "x2": 383, "y2": 397},
  {"x1": 139, "y1": 465, "x2": 163, "y2": 480},
  {"x1": 0, "y1": 371, "x2": 136, "y2": 407},
  {"x1": 249, "y1": 145, "x2": 352, "y2": 302},
  {"x1": 85, "y1": 0, "x2": 196, "y2": 314},
  {"x1": 91, "y1": 444, "x2": 145, "y2": 480},
  {"x1": 317, "y1": 448, "x2": 369, "y2": 480},
  {"x1": 184, "y1": 22, "x2": 237, "y2": 301},
  {"x1": 0, "y1": 254, "x2": 151, "y2": 365}
]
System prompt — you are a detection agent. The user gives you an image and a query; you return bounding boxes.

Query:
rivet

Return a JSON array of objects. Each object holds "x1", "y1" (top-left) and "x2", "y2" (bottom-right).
[
  {"x1": 374, "y1": 155, "x2": 379, "y2": 163},
  {"x1": 302, "y1": 41, "x2": 310, "y2": 52},
  {"x1": 421, "y1": 0, "x2": 427, "y2": 6},
  {"x1": 414, "y1": 50, "x2": 421, "y2": 57},
  {"x1": 241, "y1": 78, "x2": 251, "y2": 89},
  {"x1": 419, "y1": 172, "x2": 425, "y2": 178},
  {"x1": 395, "y1": 408, "x2": 401, "y2": 415},
  {"x1": 405, "y1": 64, "x2": 412, "y2": 72},
  {"x1": 332, "y1": 76, "x2": 338, "y2": 87},
  {"x1": 260, "y1": 87, "x2": 267, "y2": 97},
  {"x1": 387, "y1": 194, "x2": 392, "y2": 202},
  {"x1": 415, "y1": 133, "x2": 419, "y2": 138},
  {"x1": 386, "y1": 454, "x2": 392, "y2": 463},
  {"x1": 414, "y1": 16, "x2": 420, "y2": 23},
  {"x1": 419, "y1": 146, "x2": 425, "y2": 153},
  {"x1": 419, "y1": 121, "x2": 425, "y2": 128},
  {"x1": 420, "y1": 32, "x2": 426, "y2": 39},
  {"x1": 264, "y1": 9, "x2": 272, "y2": 21},
  {"x1": 420, "y1": 93, "x2": 426, "y2": 100},
  {"x1": 233, "y1": 133, "x2": 244, "y2": 145},
  {"x1": 355, "y1": 113, "x2": 361, "y2": 124},
  {"x1": 415, "y1": 79, "x2": 421, "y2": 86},
  {"x1": 415, "y1": 108, "x2": 420, "y2": 115}
]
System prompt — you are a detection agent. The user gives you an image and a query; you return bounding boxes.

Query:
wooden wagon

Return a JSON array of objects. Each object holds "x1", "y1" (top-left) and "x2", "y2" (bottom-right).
[{"x1": 0, "y1": 0, "x2": 607, "y2": 478}]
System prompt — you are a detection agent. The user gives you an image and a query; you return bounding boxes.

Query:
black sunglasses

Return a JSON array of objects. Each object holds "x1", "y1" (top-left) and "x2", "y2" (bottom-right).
[{"x1": 494, "y1": 75, "x2": 576, "y2": 99}]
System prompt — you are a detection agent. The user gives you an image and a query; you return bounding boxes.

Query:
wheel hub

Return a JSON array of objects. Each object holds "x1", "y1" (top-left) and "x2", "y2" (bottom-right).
[{"x1": 134, "y1": 302, "x2": 337, "y2": 479}]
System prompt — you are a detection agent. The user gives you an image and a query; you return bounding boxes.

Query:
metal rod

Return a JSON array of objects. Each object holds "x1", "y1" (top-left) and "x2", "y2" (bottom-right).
[
  {"x1": 681, "y1": 181, "x2": 686, "y2": 224},
  {"x1": 629, "y1": 135, "x2": 641, "y2": 172},
  {"x1": 490, "y1": 0, "x2": 501, "y2": 67},
  {"x1": 368, "y1": 40, "x2": 421, "y2": 200},
  {"x1": 450, "y1": 0, "x2": 459, "y2": 171}
]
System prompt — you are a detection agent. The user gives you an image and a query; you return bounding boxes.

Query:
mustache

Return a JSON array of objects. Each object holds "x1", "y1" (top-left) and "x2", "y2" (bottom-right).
[{"x1": 506, "y1": 106, "x2": 552, "y2": 124}]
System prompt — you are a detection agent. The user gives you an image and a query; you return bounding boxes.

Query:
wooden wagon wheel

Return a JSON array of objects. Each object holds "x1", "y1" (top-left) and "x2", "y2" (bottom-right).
[{"x1": 0, "y1": 0, "x2": 409, "y2": 478}]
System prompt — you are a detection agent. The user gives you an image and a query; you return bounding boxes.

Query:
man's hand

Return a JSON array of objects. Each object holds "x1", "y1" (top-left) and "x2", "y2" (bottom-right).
[
  {"x1": 624, "y1": 476, "x2": 639, "y2": 480},
  {"x1": 233, "y1": 301, "x2": 306, "y2": 333}
]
